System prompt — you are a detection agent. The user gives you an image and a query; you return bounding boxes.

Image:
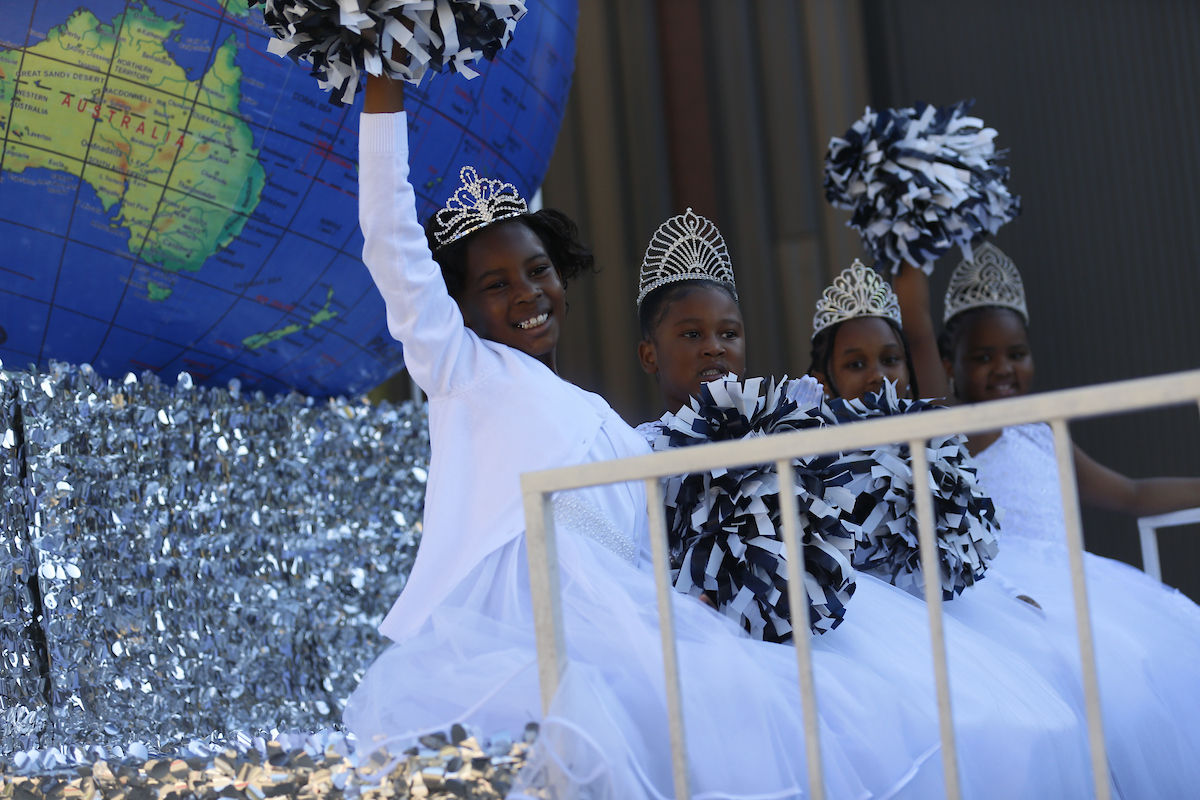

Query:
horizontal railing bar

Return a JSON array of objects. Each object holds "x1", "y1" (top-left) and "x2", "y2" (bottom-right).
[
  {"x1": 521, "y1": 370, "x2": 1200, "y2": 496},
  {"x1": 1136, "y1": 507, "x2": 1200, "y2": 529}
]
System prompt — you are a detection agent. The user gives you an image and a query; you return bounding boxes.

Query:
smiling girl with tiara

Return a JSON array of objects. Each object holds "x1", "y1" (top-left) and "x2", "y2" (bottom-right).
[
  {"x1": 823, "y1": 98, "x2": 1200, "y2": 797},
  {"x1": 635, "y1": 210, "x2": 1103, "y2": 797},
  {"x1": 921, "y1": 243, "x2": 1200, "y2": 797},
  {"x1": 335, "y1": 68, "x2": 997, "y2": 800}
]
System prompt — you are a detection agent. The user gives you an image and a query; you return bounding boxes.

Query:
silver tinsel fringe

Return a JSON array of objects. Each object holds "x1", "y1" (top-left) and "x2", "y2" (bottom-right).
[
  {"x1": 1, "y1": 724, "x2": 535, "y2": 800},
  {"x1": 1, "y1": 361, "x2": 430, "y2": 753}
]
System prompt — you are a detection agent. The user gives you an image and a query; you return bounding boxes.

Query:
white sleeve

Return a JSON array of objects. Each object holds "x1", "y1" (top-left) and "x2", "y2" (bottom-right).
[{"x1": 358, "y1": 111, "x2": 498, "y2": 398}]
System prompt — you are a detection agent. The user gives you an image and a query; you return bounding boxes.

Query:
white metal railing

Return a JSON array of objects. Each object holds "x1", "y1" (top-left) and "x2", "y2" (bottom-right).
[
  {"x1": 520, "y1": 369, "x2": 1200, "y2": 800},
  {"x1": 1137, "y1": 507, "x2": 1200, "y2": 583}
]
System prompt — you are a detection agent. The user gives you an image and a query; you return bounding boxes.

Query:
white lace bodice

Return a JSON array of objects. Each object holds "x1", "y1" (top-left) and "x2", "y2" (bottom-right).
[{"x1": 971, "y1": 423, "x2": 1067, "y2": 545}]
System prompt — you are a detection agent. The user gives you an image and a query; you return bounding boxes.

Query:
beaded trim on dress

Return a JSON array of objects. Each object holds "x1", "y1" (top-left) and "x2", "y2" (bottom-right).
[{"x1": 552, "y1": 492, "x2": 638, "y2": 564}]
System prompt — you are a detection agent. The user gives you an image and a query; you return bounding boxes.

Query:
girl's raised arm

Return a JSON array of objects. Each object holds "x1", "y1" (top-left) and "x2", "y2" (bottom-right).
[
  {"x1": 358, "y1": 75, "x2": 494, "y2": 398},
  {"x1": 893, "y1": 263, "x2": 951, "y2": 402}
]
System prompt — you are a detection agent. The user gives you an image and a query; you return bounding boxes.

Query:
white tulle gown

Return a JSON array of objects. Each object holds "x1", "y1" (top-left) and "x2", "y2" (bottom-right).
[
  {"x1": 345, "y1": 110, "x2": 1098, "y2": 799},
  {"x1": 972, "y1": 423, "x2": 1200, "y2": 799},
  {"x1": 347, "y1": 438, "x2": 1099, "y2": 800}
]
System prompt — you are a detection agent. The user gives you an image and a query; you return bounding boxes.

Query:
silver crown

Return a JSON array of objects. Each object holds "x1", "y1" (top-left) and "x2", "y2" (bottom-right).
[
  {"x1": 812, "y1": 259, "x2": 903, "y2": 338},
  {"x1": 943, "y1": 242, "x2": 1028, "y2": 324},
  {"x1": 433, "y1": 166, "x2": 529, "y2": 249},
  {"x1": 637, "y1": 209, "x2": 737, "y2": 307}
]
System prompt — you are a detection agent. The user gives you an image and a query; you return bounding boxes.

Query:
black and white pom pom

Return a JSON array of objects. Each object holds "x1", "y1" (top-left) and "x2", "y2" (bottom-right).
[
  {"x1": 823, "y1": 100, "x2": 1020, "y2": 274},
  {"x1": 654, "y1": 376, "x2": 858, "y2": 641},
  {"x1": 253, "y1": 0, "x2": 527, "y2": 106},
  {"x1": 822, "y1": 382, "x2": 999, "y2": 599}
]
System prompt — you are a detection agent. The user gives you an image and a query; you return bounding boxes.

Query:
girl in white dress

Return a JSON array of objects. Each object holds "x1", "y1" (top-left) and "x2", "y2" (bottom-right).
[
  {"x1": 345, "y1": 74, "x2": 964, "y2": 800},
  {"x1": 914, "y1": 243, "x2": 1200, "y2": 798},
  {"x1": 634, "y1": 212, "x2": 1099, "y2": 797}
]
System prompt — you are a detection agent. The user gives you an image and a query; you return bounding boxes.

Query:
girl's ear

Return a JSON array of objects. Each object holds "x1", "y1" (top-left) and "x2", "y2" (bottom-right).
[
  {"x1": 942, "y1": 357, "x2": 954, "y2": 379},
  {"x1": 637, "y1": 340, "x2": 659, "y2": 375}
]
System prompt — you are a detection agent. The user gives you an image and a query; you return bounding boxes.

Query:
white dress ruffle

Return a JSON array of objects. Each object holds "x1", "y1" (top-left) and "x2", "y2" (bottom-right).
[
  {"x1": 348, "y1": 418, "x2": 1101, "y2": 799},
  {"x1": 974, "y1": 423, "x2": 1200, "y2": 799}
]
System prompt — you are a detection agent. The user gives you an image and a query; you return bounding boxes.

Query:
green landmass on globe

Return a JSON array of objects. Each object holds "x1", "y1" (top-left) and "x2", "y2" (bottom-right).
[
  {"x1": 0, "y1": 0, "x2": 261, "y2": 302},
  {"x1": 0, "y1": 0, "x2": 576, "y2": 396}
]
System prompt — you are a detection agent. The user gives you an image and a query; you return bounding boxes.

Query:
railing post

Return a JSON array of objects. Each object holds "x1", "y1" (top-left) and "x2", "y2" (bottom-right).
[
  {"x1": 1049, "y1": 419, "x2": 1112, "y2": 800},
  {"x1": 910, "y1": 439, "x2": 962, "y2": 800},
  {"x1": 523, "y1": 489, "x2": 567, "y2": 714},
  {"x1": 645, "y1": 477, "x2": 691, "y2": 799},
  {"x1": 775, "y1": 459, "x2": 826, "y2": 800},
  {"x1": 1137, "y1": 519, "x2": 1163, "y2": 582}
]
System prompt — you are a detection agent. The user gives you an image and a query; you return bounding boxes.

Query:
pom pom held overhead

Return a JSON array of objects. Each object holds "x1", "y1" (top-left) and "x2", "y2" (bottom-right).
[
  {"x1": 253, "y1": 0, "x2": 528, "y2": 106},
  {"x1": 824, "y1": 100, "x2": 1021, "y2": 274}
]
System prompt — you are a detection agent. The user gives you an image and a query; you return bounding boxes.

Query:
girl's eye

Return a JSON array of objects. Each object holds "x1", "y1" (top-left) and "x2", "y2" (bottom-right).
[
  {"x1": 883, "y1": 355, "x2": 900, "y2": 366},
  {"x1": 845, "y1": 360, "x2": 864, "y2": 370},
  {"x1": 531, "y1": 264, "x2": 551, "y2": 276},
  {"x1": 487, "y1": 281, "x2": 506, "y2": 291},
  {"x1": 721, "y1": 330, "x2": 739, "y2": 339},
  {"x1": 973, "y1": 354, "x2": 991, "y2": 363},
  {"x1": 681, "y1": 330, "x2": 700, "y2": 339}
]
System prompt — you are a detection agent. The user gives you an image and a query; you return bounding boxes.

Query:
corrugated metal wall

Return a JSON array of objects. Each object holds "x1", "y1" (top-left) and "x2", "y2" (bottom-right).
[
  {"x1": 545, "y1": 0, "x2": 871, "y2": 422},
  {"x1": 861, "y1": 0, "x2": 1200, "y2": 598}
]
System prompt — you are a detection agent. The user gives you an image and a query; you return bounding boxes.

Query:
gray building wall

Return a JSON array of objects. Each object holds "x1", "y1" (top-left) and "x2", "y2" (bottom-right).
[{"x1": 861, "y1": 0, "x2": 1200, "y2": 598}]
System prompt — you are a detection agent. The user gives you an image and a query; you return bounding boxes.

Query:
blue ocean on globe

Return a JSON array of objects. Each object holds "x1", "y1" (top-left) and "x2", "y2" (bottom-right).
[{"x1": 0, "y1": 0, "x2": 576, "y2": 396}]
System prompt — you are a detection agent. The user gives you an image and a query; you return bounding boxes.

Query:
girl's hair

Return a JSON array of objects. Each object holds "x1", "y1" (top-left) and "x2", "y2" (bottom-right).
[
  {"x1": 638, "y1": 279, "x2": 738, "y2": 341},
  {"x1": 807, "y1": 317, "x2": 921, "y2": 400},
  {"x1": 936, "y1": 306, "x2": 1029, "y2": 362},
  {"x1": 424, "y1": 209, "x2": 595, "y2": 299}
]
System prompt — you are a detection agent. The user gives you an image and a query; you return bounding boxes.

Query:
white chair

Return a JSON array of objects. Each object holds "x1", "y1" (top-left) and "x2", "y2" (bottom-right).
[{"x1": 1136, "y1": 507, "x2": 1200, "y2": 583}]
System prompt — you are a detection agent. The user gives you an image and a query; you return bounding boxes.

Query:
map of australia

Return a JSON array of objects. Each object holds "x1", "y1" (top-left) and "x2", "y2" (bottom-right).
[{"x1": 0, "y1": 3, "x2": 263, "y2": 289}]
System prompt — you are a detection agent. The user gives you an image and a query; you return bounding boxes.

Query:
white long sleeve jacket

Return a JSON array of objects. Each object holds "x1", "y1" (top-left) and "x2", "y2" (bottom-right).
[{"x1": 359, "y1": 112, "x2": 619, "y2": 642}]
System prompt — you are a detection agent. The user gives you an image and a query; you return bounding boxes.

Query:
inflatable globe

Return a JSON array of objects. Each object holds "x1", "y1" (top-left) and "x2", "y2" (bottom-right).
[{"x1": 0, "y1": 0, "x2": 576, "y2": 396}]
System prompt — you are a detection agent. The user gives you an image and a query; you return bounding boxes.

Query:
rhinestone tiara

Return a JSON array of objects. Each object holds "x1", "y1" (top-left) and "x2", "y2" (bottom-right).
[
  {"x1": 637, "y1": 208, "x2": 737, "y2": 307},
  {"x1": 432, "y1": 166, "x2": 529, "y2": 249},
  {"x1": 943, "y1": 242, "x2": 1028, "y2": 324},
  {"x1": 812, "y1": 259, "x2": 903, "y2": 338}
]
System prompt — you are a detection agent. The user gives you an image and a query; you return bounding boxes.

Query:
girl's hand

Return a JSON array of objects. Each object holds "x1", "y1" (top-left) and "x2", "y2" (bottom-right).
[
  {"x1": 365, "y1": 74, "x2": 404, "y2": 114},
  {"x1": 364, "y1": 31, "x2": 411, "y2": 114}
]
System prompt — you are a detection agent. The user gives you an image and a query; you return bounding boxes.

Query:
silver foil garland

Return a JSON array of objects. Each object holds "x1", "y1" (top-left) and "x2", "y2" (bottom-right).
[
  {"x1": 1, "y1": 372, "x2": 49, "y2": 749},
  {"x1": 1, "y1": 360, "x2": 430, "y2": 753},
  {"x1": 1, "y1": 726, "x2": 534, "y2": 800}
]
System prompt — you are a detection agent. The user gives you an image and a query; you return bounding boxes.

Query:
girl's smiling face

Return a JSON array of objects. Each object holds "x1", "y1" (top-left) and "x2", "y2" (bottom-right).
[
  {"x1": 639, "y1": 284, "x2": 746, "y2": 413},
  {"x1": 458, "y1": 220, "x2": 566, "y2": 372},
  {"x1": 818, "y1": 317, "x2": 911, "y2": 401},
  {"x1": 947, "y1": 307, "x2": 1033, "y2": 403}
]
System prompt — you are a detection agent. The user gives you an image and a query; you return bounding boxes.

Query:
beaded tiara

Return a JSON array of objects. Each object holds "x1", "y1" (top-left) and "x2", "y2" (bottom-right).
[
  {"x1": 812, "y1": 259, "x2": 903, "y2": 339},
  {"x1": 942, "y1": 242, "x2": 1028, "y2": 324},
  {"x1": 637, "y1": 209, "x2": 737, "y2": 307},
  {"x1": 432, "y1": 166, "x2": 528, "y2": 249}
]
